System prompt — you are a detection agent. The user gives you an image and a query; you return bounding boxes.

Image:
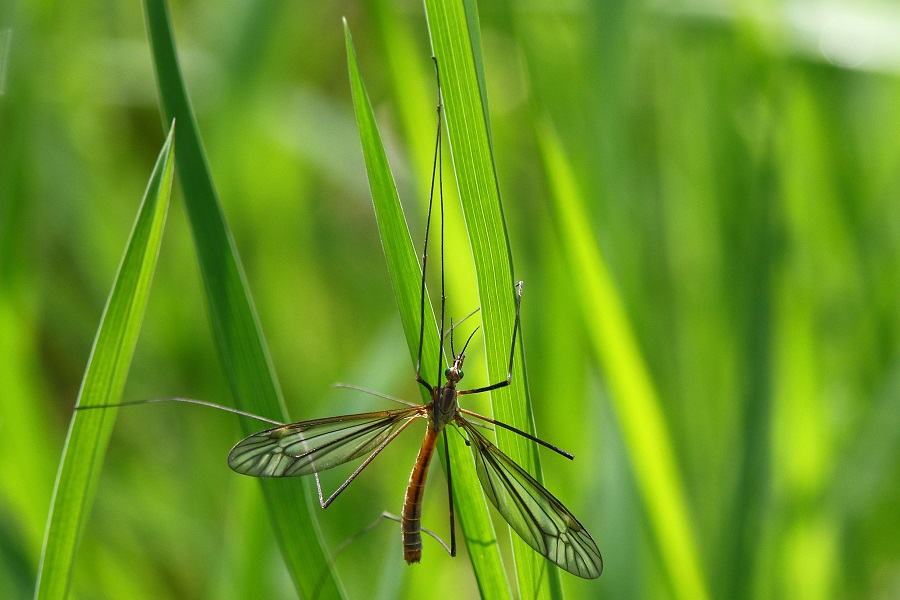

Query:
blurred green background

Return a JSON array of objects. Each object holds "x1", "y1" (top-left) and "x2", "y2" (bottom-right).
[{"x1": 3, "y1": 1, "x2": 900, "y2": 598}]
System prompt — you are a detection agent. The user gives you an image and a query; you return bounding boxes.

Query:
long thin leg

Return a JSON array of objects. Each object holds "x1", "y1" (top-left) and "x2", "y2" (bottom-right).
[
  {"x1": 74, "y1": 397, "x2": 284, "y2": 426},
  {"x1": 327, "y1": 511, "x2": 453, "y2": 566},
  {"x1": 434, "y1": 59, "x2": 447, "y2": 387},
  {"x1": 459, "y1": 281, "x2": 523, "y2": 396},
  {"x1": 458, "y1": 408, "x2": 574, "y2": 460},
  {"x1": 414, "y1": 58, "x2": 444, "y2": 393},
  {"x1": 316, "y1": 416, "x2": 421, "y2": 508},
  {"x1": 443, "y1": 431, "x2": 457, "y2": 556},
  {"x1": 332, "y1": 383, "x2": 419, "y2": 407}
]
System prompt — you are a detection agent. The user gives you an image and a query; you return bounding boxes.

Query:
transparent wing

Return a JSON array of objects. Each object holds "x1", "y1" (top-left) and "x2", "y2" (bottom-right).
[
  {"x1": 228, "y1": 407, "x2": 424, "y2": 478},
  {"x1": 458, "y1": 418, "x2": 603, "y2": 579}
]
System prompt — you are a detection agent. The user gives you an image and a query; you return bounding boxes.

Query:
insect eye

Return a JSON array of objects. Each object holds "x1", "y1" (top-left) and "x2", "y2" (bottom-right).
[
  {"x1": 444, "y1": 368, "x2": 452, "y2": 378},
  {"x1": 457, "y1": 369, "x2": 464, "y2": 380}
]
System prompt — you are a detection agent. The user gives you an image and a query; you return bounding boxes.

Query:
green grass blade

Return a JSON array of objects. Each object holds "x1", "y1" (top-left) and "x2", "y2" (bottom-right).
[
  {"x1": 344, "y1": 22, "x2": 510, "y2": 600},
  {"x1": 423, "y1": 1, "x2": 564, "y2": 598},
  {"x1": 144, "y1": 2, "x2": 343, "y2": 598},
  {"x1": 537, "y1": 121, "x2": 710, "y2": 600},
  {"x1": 34, "y1": 124, "x2": 176, "y2": 600}
]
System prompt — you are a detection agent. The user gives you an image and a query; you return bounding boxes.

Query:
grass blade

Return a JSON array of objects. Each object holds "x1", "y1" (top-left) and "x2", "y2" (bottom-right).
[
  {"x1": 144, "y1": 1, "x2": 343, "y2": 597},
  {"x1": 34, "y1": 124, "x2": 175, "y2": 600},
  {"x1": 344, "y1": 22, "x2": 510, "y2": 599},
  {"x1": 537, "y1": 121, "x2": 710, "y2": 600},
  {"x1": 423, "y1": 1, "x2": 564, "y2": 597}
]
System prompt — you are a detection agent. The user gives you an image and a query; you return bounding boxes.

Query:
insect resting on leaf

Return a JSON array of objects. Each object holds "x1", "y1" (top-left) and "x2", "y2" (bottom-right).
[
  {"x1": 80, "y1": 58, "x2": 603, "y2": 580},
  {"x1": 225, "y1": 59, "x2": 602, "y2": 579}
]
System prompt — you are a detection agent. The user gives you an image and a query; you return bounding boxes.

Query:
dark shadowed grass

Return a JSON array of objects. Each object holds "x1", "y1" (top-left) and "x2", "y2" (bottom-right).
[{"x1": 144, "y1": 1, "x2": 342, "y2": 597}]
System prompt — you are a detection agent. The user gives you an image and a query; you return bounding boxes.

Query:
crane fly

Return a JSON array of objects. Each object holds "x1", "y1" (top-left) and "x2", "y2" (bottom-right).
[{"x1": 227, "y1": 62, "x2": 603, "y2": 579}]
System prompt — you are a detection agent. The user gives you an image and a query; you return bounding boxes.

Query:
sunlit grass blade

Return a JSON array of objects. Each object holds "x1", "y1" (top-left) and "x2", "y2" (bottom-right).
[
  {"x1": 371, "y1": 4, "x2": 475, "y2": 312},
  {"x1": 537, "y1": 120, "x2": 710, "y2": 600},
  {"x1": 344, "y1": 22, "x2": 510, "y2": 599},
  {"x1": 422, "y1": 1, "x2": 562, "y2": 597},
  {"x1": 34, "y1": 124, "x2": 176, "y2": 600},
  {"x1": 144, "y1": 1, "x2": 343, "y2": 597}
]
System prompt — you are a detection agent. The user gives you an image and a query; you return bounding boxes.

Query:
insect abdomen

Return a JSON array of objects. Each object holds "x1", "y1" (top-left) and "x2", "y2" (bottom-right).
[{"x1": 401, "y1": 427, "x2": 439, "y2": 563}]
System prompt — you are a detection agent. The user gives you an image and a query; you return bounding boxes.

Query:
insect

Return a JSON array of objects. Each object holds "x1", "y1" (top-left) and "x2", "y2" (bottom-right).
[{"x1": 226, "y1": 63, "x2": 603, "y2": 579}]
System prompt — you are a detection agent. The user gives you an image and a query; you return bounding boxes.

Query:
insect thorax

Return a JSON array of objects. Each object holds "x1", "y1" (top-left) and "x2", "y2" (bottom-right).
[{"x1": 432, "y1": 383, "x2": 458, "y2": 431}]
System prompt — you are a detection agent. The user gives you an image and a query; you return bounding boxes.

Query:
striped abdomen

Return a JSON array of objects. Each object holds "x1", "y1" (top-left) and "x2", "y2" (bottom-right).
[{"x1": 401, "y1": 426, "x2": 439, "y2": 563}]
